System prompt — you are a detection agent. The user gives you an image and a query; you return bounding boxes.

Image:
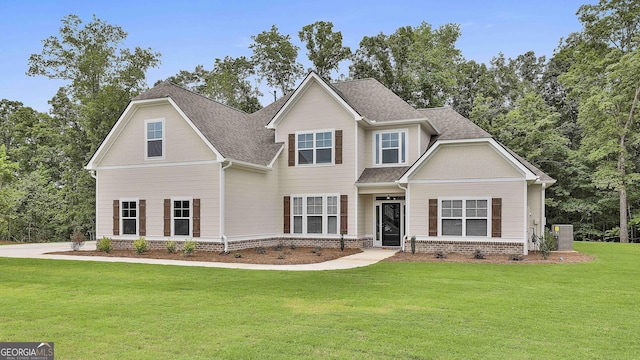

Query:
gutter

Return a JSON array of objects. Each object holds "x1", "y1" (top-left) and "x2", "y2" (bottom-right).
[
  {"x1": 220, "y1": 161, "x2": 233, "y2": 253},
  {"x1": 397, "y1": 182, "x2": 408, "y2": 252}
]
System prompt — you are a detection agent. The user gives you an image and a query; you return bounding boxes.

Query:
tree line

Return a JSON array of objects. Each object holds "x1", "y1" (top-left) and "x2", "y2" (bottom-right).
[{"x1": 1, "y1": 0, "x2": 638, "y2": 242}]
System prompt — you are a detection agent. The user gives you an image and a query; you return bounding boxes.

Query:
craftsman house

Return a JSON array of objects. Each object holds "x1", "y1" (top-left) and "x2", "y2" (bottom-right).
[{"x1": 86, "y1": 72, "x2": 554, "y2": 255}]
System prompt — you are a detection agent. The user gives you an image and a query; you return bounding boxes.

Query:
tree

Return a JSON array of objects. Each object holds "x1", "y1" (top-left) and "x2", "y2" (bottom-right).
[
  {"x1": 250, "y1": 25, "x2": 304, "y2": 96},
  {"x1": 559, "y1": 0, "x2": 640, "y2": 242},
  {"x1": 298, "y1": 21, "x2": 351, "y2": 80}
]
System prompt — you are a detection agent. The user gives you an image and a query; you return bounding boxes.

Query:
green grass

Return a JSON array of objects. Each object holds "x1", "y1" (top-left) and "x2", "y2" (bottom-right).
[{"x1": 0, "y1": 242, "x2": 638, "y2": 359}]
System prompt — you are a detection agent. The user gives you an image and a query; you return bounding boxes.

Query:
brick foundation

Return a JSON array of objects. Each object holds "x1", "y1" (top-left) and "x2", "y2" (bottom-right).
[
  {"x1": 405, "y1": 239, "x2": 524, "y2": 255},
  {"x1": 106, "y1": 236, "x2": 374, "y2": 253}
]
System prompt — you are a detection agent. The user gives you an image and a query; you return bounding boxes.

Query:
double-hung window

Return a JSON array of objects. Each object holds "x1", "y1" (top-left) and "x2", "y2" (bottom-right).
[
  {"x1": 173, "y1": 199, "x2": 191, "y2": 236},
  {"x1": 121, "y1": 200, "x2": 138, "y2": 235},
  {"x1": 297, "y1": 131, "x2": 333, "y2": 165},
  {"x1": 441, "y1": 199, "x2": 489, "y2": 237},
  {"x1": 374, "y1": 130, "x2": 407, "y2": 165},
  {"x1": 146, "y1": 119, "x2": 164, "y2": 159},
  {"x1": 291, "y1": 195, "x2": 339, "y2": 234}
]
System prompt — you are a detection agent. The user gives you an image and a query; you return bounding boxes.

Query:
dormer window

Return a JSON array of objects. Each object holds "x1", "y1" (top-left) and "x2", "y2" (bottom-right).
[
  {"x1": 146, "y1": 119, "x2": 164, "y2": 159},
  {"x1": 374, "y1": 130, "x2": 407, "y2": 165},
  {"x1": 297, "y1": 130, "x2": 333, "y2": 165}
]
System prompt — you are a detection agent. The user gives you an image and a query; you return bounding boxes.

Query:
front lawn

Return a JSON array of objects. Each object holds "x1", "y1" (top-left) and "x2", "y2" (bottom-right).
[{"x1": 0, "y1": 242, "x2": 637, "y2": 359}]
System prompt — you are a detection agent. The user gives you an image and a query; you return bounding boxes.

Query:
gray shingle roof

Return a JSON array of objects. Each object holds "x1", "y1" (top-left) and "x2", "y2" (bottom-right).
[
  {"x1": 331, "y1": 79, "x2": 426, "y2": 122},
  {"x1": 134, "y1": 82, "x2": 281, "y2": 166},
  {"x1": 356, "y1": 166, "x2": 411, "y2": 184},
  {"x1": 418, "y1": 107, "x2": 490, "y2": 140}
]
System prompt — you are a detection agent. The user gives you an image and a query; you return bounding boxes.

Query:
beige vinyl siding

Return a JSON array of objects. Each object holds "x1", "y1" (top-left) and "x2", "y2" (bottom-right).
[
  {"x1": 275, "y1": 80, "x2": 358, "y2": 234},
  {"x1": 99, "y1": 103, "x2": 216, "y2": 167},
  {"x1": 358, "y1": 124, "x2": 367, "y2": 176},
  {"x1": 527, "y1": 184, "x2": 543, "y2": 238},
  {"x1": 411, "y1": 143, "x2": 523, "y2": 180},
  {"x1": 96, "y1": 163, "x2": 220, "y2": 239},
  {"x1": 420, "y1": 127, "x2": 431, "y2": 154},
  {"x1": 358, "y1": 194, "x2": 373, "y2": 235},
  {"x1": 409, "y1": 181, "x2": 525, "y2": 239},
  {"x1": 225, "y1": 166, "x2": 279, "y2": 237}
]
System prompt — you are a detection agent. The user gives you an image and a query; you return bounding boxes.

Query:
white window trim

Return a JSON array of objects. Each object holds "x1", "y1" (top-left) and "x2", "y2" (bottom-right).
[
  {"x1": 290, "y1": 194, "x2": 340, "y2": 235},
  {"x1": 145, "y1": 118, "x2": 165, "y2": 160},
  {"x1": 438, "y1": 197, "x2": 492, "y2": 237},
  {"x1": 171, "y1": 196, "x2": 193, "y2": 237},
  {"x1": 295, "y1": 129, "x2": 335, "y2": 166},
  {"x1": 120, "y1": 198, "x2": 139, "y2": 237},
  {"x1": 373, "y1": 129, "x2": 408, "y2": 167}
]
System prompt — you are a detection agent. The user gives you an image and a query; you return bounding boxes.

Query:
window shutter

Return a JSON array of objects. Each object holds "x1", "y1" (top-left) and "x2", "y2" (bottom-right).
[
  {"x1": 139, "y1": 200, "x2": 146, "y2": 236},
  {"x1": 113, "y1": 200, "x2": 120, "y2": 236},
  {"x1": 288, "y1": 134, "x2": 295, "y2": 166},
  {"x1": 193, "y1": 199, "x2": 201, "y2": 237},
  {"x1": 429, "y1": 199, "x2": 438, "y2": 236},
  {"x1": 340, "y1": 195, "x2": 348, "y2": 234},
  {"x1": 164, "y1": 199, "x2": 171, "y2": 236},
  {"x1": 284, "y1": 196, "x2": 291, "y2": 233},
  {"x1": 492, "y1": 198, "x2": 502, "y2": 238},
  {"x1": 335, "y1": 130, "x2": 343, "y2": 164}
]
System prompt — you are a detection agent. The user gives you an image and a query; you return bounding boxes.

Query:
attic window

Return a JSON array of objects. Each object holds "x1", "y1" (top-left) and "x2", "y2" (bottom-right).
[{"x1": 146, "y1": 119, "x2": 164, "y2": 159}]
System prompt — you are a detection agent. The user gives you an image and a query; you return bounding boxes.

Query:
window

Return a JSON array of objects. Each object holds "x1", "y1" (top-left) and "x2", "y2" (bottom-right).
[
  {"x1": 146, "y1": 120, "x2": 164, "y2": 158},
  {"x1": 121, "y1": 200, "x2": 137, "y2": 235},
  {"x1": 173, "y1": 199, "x2": 191, "y2": 236},
  {"x1": 297, "y1": 131, "x2": 333, "y2": 165},
  {"x1": 374, "y1": 130, "x2": 407, "y2": 165},
  {"x1": 441, "y1": 199, "x2": 489, "y2": 237},
  {"x1": 291, "y1": 195, "x2": 339, "y2": 234}
]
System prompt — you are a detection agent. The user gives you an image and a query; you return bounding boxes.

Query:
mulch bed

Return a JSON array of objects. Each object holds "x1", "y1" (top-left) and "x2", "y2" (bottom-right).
[
  {"x1": 51, "y1": 246, "x2": 362, "y2": 265},
  {"x1": 385, "y1": 250, "x2": 594, "y2": 264}
]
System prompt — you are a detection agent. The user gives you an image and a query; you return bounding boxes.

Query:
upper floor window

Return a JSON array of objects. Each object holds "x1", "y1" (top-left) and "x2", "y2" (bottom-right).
[
  {"x1": 146, "y1": 119, "x2": 164, "y2": 159},
  {"x1": 441, "y1": 199, "x2": 489, "y2": 237},
  {"x1": 374, "y1": 130, "x2": 407, "y2": 165},
  {"x1": 297, "y1": 130, "x2": 333, "y2": 165}
]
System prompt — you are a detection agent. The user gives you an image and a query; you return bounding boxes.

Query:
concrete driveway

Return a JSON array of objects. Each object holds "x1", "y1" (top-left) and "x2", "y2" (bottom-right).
[{"x1": 0, "y1": 241, "x2": 397, "y2": 271}]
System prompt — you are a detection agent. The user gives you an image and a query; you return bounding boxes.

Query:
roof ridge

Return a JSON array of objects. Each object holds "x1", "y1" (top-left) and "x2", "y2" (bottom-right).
[{"x1": 160, "y1": 81, "x2": 250, "y2": 116}]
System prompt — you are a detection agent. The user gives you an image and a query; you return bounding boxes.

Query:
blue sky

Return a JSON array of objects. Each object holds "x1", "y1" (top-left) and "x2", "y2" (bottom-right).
[{"x1": 0, "y1": 0, "x2": 590, "y2": 112}]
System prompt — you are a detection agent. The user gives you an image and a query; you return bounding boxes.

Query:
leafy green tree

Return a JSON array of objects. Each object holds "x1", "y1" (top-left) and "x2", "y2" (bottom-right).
[
  {"x1": 298, "y1": 21, "x2": 351, "y2": 80},
  {"x1": 559, "y1": 0, "x2": 640, "y2": 242},
  {"x1": 250, "y1": 25, "x2": 304, "y2": 96}
]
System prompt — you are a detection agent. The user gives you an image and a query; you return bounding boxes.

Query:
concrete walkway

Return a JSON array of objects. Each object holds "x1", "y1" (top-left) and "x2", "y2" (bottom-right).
[{"x1": 0, "y1": 241, "x2": 398, "y2": 271}]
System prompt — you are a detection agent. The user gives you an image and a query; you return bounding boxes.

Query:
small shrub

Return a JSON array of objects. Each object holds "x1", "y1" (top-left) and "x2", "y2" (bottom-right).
[
  {"x1": 311, "y1": 246, "x2": 322, "y2": 254},
  {"x1": 70, "y1": 231, "x2": 86, "y2": 251},
  {"x1": 273, "y1": 243, "x2": 283, "y2": 251},
  {"x1": 133, "y1": 237, "x2": 149, "y2": 254},
  {"x1": 473, "y1": 249, "x2": 486, "y2": 259},
  {"x1": 411, "y1": 235, "x2": 416, "y2": 254},
  {"x1": 435, "y1": 251, "x2": 447, "y2": 259},
  {"x1": 97, "y1": 237, "x2": 113, "y2": 253},
  {"x1": 255, "y1": 247, "x2": 266, "y2": 254},
  {"x1": 234, "y1": 253, "x2": 242, "y2": 258},
  {"x1": 289, "y1": 244, "x2": 297, "y2": 250},
  {"x1": 165, "y1": 240, "x2": 176, "y2": 254},
  {"x1": 540, "y1": 229, "x2": 556, "y2": 260},
  {"x1": 509, "y1": 254, "x2": 524, "y2": 261},
  {"x1": 277, "y1": 254, "x2": 285, "y2": 260},
  {"x1": 182, "y1": 239, "x2": 197, "y2": 257},
  {"x1": 340, "y1": 234, "x2": 345, "y2": 251}
]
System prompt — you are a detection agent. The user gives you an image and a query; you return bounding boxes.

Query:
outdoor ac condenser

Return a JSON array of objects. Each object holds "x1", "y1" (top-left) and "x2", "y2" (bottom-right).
[{"x1": 553, "y1": 224, "x2": 574, "y2": 251}]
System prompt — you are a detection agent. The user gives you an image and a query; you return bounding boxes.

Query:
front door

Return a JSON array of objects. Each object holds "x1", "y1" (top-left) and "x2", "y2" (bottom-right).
[{"x1": 382, "y1": 203, "x2": 401, "y2": 246}]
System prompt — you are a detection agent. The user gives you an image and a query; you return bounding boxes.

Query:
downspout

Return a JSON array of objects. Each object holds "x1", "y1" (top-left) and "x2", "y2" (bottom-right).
[
  {"x1": 220, "y1": 161, "x2": 233, "y2": 253},
  {"x1": 397, "y1": 182, "x2": 408, "y2": 252}
]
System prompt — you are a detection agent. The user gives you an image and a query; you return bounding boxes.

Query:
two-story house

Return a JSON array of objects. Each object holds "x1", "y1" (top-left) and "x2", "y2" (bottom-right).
[{"x1": 86, "y1": 72, "x2": 554, "y2": 255}]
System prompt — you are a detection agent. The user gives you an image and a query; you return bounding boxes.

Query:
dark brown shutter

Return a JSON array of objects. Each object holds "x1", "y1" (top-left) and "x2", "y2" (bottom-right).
[
  {"x1": 164, "y1": 199, "x2": 171, "y2": 236},
  {"x1": 193, "y1": 199, "x2": 201, "y2": 237},
  {"x1": 288, "y1": 134, "x2": 295, "y2": 166},
  {"x1": 113, "y1": 200, "x2": 120, "y2": 236},
  {"x1": 284, "y1": 196, "x2": 291, "y2": 233},
  {"x1": 492, "y1": 198, "x2": 502, "y2": 238},
  {"x1": 139, "y1": 200, "x2": 146, "y2": 236},
  {"x1": 340, "y1": 195, "x2": 348, "y2": 234},
  {"x1": 335, "y1": 130, "x2": 343, "y2": 164},
  {"x1": 429, "y1": 199, "x2": 438, "y2": 236}
]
